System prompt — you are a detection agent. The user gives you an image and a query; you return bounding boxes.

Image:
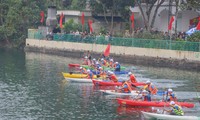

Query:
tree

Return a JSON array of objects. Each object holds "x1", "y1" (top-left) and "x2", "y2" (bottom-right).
[
  {"x1": 89, "y1": 0, "x2": 134, "y2": 35},
  {"x1": 135, "y1": 0, "x2": 165, "y2": 31},
  {"x1": 179, "y1": 0, "x2": 200, "y2": 11}
]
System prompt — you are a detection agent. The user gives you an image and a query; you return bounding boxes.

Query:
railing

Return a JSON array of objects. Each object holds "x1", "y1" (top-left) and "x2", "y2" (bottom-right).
[{"x1": 27, "y1": 30, "x2": 200, "y2": 52}]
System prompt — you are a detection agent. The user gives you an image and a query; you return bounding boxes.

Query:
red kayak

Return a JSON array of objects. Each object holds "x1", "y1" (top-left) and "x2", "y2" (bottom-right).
[
  {"x1": 116, "y1": 98, "x2": 195, "y2": 108},
  {"x1": 68, "y1": 64, "x2": 80, "y2": 67},
  {"x1": 92, "y1": 79, "x2": 145, "y2": 86}
]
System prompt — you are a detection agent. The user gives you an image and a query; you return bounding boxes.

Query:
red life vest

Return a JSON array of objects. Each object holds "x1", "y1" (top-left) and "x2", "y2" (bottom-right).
[{"x1": 130, "y1": 74, "x2": 137, "y2": 83}]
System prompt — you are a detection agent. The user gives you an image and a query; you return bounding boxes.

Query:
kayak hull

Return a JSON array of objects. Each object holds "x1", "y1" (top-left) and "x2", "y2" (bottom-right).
[
  {"x1": 66, "y1": 78, "x2": 102, "y2": 83},
  {"x1": 99, "y1": 90, "x2": 139, "y2": 96},
  {"x1": 92, "y1": 70, "x2": 128, "y2": 75},
  {"x1": 62, "y1": 72, "x2": 105, "y2": 79},
  {"x1": 68, "y1": 64, "x2": 80, "y2": 67},
  {"x1": 142, "y1": 111, "x2": 199, "y2": 120},
  {"x1": 117, "y1": 98, "x2": 195, "y2": 108},
  {"x1": 92, "y1": 79, "x2": 145, "y2": 86}
]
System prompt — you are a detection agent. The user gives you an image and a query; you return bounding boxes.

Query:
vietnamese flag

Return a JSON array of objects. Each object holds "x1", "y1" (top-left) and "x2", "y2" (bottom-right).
[
  {"x1": 104, "y1": 44, "x2": 111, "y2": 57},
  {"x1": 168, "y1": 16, "x2": 174, "y2": 30},
  {"x1": 130, "y1": 13, "x2": 134, "y2": 29},
  {"x1": 88, "y1": 19, "x2": 93, "y2": 33},
  {"x1": 60, "y1": 12, "x2": 64, "y2": 28},
  {"x1": 40, "y1": 11, "x2": 44, "y2": 23}
]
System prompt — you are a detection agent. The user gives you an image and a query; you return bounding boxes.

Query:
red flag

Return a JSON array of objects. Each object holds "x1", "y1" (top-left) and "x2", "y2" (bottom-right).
[
  {"x1": 88, "y1": 19, "x2": 93, "y2": 33},
  {"x1": 40, "y1": 11, "x2": 44, "y2": 23},
  {"x1": 104, "y1": 44, "x2": 111, "y2": 57},
  {"x1": 168, "y1": 16, "x2": 174, "y2": 30},
  {"x1": 130, "y1": 13, "x2": 134, "y2": 29},
  {"x1": 60, "y1": 13, "x2": 64, "y2": 28},
  {"x1": 196, "y1": 21, "x2": 200, "y2": 30},
  {"x1": 81, "y1": 12, "x2": 85, "y2": 25}
]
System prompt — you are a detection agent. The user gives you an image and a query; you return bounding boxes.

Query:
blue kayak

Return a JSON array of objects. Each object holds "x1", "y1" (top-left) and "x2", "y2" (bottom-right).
[{"x1": 92, "y1": 70, "x2": 128, "y2": 75}]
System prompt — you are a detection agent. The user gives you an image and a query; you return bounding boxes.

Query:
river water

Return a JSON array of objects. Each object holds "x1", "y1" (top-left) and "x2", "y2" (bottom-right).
[{"x1": 0, "y1": 49, "x2": 200, "y2": 120}]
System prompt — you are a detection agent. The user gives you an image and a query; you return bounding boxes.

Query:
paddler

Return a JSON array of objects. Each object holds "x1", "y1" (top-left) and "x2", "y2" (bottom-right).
[
  {"x1": 109, "y1": 59, "x2": 114, "y2": 67},
  {"x1": 119, "y1": 81, "x2": 132, "y2": 93},
  {"x1": 164, "y1": 101, "x2": 184, "y2": 116},
  {"x1": 143, "y1": 80, "x2": 158, "y2": 95},
  {"x1": 86, "y1": 69, "x2": 94, "y2": 79},
  {"x1": 136, "y1": 90, "x2": 151, "y2": 101},
  {"x1": 127, "y1": 72, "x2": 137, "y2": 83},
  {"x1": 101, "y1": 58, "x2": 107, "y2": 66},
  {"x1": 164, "y1": 88, "x2": 177, "y2": 102},
  {"x1": 107, "y1": 72, "x2": 118, "y2": 82},
  {"x1": 114, "y1": 62, "x2": 121, "y2": 72},
  {"x1": 79, "y1": 67, "x2": 87, "y2": 74}
]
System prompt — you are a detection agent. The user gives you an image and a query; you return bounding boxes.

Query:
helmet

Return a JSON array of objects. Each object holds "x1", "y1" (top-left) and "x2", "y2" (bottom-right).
[
  {"x1": 79, "y1": 67, "x2": 83, "y2": 69},
  {"x1": 84, "y1": 56, "x2": 88, "y2": 59},
  {"x1": 110, "y1": 72, "x2": 114, "y2": 75},
  {"x1": 115, "y1": 62, "x2": 118, "y2": 64},
  {"x1": 101, "y1": 58, "x2": 104, "y2": 61},
  {"x1": 110, "y1": 59, "x2": 113, "y2": 62},
  {"x1": 128, "y1": 72, "x2": 132, "y2": 76},
  {"x1": 96, "y1": 62, "x2": 99, "y2": 64},
  {"x1": 145, "y1": 80, "x2": 151, "y2": 84},
  {"x1": 99, "y1": 67, "x2": 103, "y2": 70},
  {"x1": 170, "y1": 101, "x2": 175, "y2": 105},
  {"x1": 168, "y1": 88, "x2": 173, "y2": 92},
  {"x1": 93, "y1": 58, "x2": 96, "y2": 61},
  {"x1": 87, "y1": 69, "x2": 90, "y2": 73}
]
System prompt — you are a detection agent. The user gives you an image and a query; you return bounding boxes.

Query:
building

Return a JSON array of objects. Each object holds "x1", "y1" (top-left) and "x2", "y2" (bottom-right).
[{"x1": 130, "y1": 0, "x2": 200, "y2": 32}]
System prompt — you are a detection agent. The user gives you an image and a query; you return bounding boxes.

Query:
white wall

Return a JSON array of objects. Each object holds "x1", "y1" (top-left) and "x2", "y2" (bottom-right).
[{"x1": 26, "y1": 39, "x2": 200, "y2": 61}]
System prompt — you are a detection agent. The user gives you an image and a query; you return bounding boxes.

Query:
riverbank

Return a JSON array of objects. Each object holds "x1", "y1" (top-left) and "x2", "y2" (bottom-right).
[{"x1": 25, "y1": 39, "x2": 200, "y2": 71}]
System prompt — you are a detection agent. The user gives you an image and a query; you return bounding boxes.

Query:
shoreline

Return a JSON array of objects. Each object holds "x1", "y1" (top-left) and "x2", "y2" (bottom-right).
[{"x1": 24, "y1": 46, "x2": 200, "y2": 72}]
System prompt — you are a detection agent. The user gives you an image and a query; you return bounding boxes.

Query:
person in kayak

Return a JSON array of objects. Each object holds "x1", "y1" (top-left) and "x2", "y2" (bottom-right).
[
  {"x1": 164, "y1": 88, "x2": 177, "y2": 102},
  {"x1": 136, "y1": 90, "x2": 151, "y2": 101},
  {"x1": 86, "y1": 70, "x2": 94, "y2": 79},
  {"x1": 109, "y1": 59, "x2": 114, "y2": 68},
  {"x1": 107, "y1": 72, "x2": 118, "y2": 82},
  {"x1": 101, "y1": 58, "x2": 107, "y2": 66},
  {"x1": 127, "y1": 72, "x2": 137, "y2": 83},
  {"x1": 143, "y1": 80, "x2": 158, "y2": 95},
  {"x1": 119, "y1": 81, "x2": 132, "y2": 93},
  {"x1": 79, "y1": 67, "x2": 87, "y2": 74},
  {"x1": 165, "y1": 101, "x2": 184, "y2": 116},
  {"x1": 114, "y1": 62, "x2": 121, "y2": 72}
]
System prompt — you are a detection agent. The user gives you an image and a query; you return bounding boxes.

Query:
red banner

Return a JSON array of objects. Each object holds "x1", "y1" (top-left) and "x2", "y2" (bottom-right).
[
  {"x1": 168, "y1": 16, "x2": 174, "y2": 30},
  {"x1": 196, "y1": 21, "x2": 200, "y2": 30},
  {"x1": 88, "y1": 19, "x2": 93, "y2": 33},
  {"x1": 130, "y1": 13, "x2": 134, "y2": 29},
  {"x1": 104, "y1": 44, "x2": 111, "y2": 57},
  {"x1": 40, "y1": 11, "x2": 44, "y2": 23},
  {"x1": 60, "y1": 13, "x2": 64, "y2": 28},
  {"x1": 81, "y1": 12, "x2": 85, "y2": 25}
]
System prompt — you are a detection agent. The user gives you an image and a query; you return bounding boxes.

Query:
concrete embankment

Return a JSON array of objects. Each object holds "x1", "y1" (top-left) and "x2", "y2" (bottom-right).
[{"x1": 25, "y1": 39, "x2": 200, "y2": 71}]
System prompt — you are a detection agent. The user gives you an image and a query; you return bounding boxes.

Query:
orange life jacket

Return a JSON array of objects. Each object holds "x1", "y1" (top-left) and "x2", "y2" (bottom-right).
[
  {"x1": 130, "y1": 74, "x2": 137, "y2": 83},
  {"x1": 144, "y1": 83, "x2": 158, "y2": 95},
  {"x1": 110, "y1": 74, "x2": 118, "y2": 82},
  {"x1": 122, "y1": 82, "x2": 132, "y2": 93}
]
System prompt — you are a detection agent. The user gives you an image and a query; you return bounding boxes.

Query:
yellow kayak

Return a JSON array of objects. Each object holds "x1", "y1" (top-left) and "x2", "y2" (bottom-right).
[{"x1": 62, "y1": 72, "x2": 106, "y2": 79}]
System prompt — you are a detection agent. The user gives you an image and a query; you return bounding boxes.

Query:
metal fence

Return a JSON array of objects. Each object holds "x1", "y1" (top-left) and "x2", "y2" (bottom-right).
[{"x1": 28, "y1": 29, "x2": 200, "y2": 52}]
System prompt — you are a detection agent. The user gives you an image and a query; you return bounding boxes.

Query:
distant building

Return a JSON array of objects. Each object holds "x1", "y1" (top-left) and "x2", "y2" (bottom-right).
[{"x1": 130, "y1": 0, "x2": 200, "y2": 32}]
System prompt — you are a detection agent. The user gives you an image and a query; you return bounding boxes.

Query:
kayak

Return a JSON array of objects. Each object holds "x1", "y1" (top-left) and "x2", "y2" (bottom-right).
[
  {"x1": 92, "y1": 70, "x2": 129, "y2": 75},
  {"x1": 68, "y1": 64, "x2": 80, "y2": 67},
  {"x1": 65, "y1": 78, "x2": 102, "y2": 83},
  {"x1": 117, "y1": 98, "x2": 195, "y2": 108},
  {"x1": 142, "y1": 111, "x2": 200, "y2": 120},
  {"x1": 92, "y1": 79, "x2": 146, "y2": 86},
  {"x1": 62, "y1": 72, "x2": 105, "y2": 79},
  {"x1": 99, "y1": 90, "x2": 139, "y2": 96}
]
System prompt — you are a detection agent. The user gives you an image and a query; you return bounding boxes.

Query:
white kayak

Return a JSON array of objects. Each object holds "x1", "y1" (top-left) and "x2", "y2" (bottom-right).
[
  {"x1": 99, "y1": 90, "x2": 140, "y2": 96},
  {"x1": 142, "y1": 111, "x2": 200, "y2": 120},
  {"x1": 66, "y1": 78, "x2": 101, "y2": 83}
]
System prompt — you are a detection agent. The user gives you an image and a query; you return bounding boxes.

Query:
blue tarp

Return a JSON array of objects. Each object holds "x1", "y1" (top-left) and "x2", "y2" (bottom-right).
[{"x1": 186, "y1": 27, "x2": 200, "y2": 35}]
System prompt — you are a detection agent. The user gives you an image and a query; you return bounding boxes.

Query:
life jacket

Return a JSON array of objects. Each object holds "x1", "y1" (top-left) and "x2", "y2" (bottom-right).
[
  {"x1": 109, "y1": 61, "x2": 113, "y2": 67},
  {"x1": 122, "y1": 82, "x2": 132, "y2": 93},
  {"x1": 115, "y1": 64, "x2": 120, "y2": 69},
  {"x1": 143, "y1": 94, "x2": 151, "y2": 101},
  {"x1": 144, "y1": 83, "x2": 158, "y2": 95},
  {"x1": 169, "y1": 93, "x2": 177, "y2": 102},
  {"x1": 130, "y1": 74, "x2": 137, "y2": 83},
  {"x1": 172, "y1": 105, "x2": 184, "y2": 116},
  {"x1": 110, "y1": 74, "x2": 118, "y2": 82},
  {"x1": 102, "y1": 60, "x2": 107, "y2": 66},
  {"x1": 87, "y1": 72, "x2": 94, "y2": 79}
]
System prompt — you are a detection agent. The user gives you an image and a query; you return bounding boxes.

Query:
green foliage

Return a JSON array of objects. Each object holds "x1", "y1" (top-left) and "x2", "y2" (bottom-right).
[
  {"x1": 187, "y1": 32, "x2": 200, "y2": 42},
  {"x1": 63, "y1": 19, "x2": 82, "y2": 33}
]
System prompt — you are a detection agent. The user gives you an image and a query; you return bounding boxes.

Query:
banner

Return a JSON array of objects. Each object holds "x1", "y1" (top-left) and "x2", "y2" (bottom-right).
[
  {"x1": 60, "y1": 12, "x2": 64, "y2": 28},
  {"x1": 104, "y1": 44, "x2": 111, "y2": 57},
  {"x1": 40, "y1": 11, "x2": 44, "y2": 23},
  {"x1": 168, "y1": 16, "x2": 174, "y2": 30}
]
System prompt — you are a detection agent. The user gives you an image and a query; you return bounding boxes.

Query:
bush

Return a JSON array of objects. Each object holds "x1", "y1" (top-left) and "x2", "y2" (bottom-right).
[{"x1": 187, "y1": 32, "x2": 200, "y2": 42}]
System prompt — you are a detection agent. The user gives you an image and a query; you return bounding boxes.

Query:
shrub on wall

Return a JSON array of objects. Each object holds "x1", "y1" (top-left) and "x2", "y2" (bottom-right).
[{"x1": 187, "y1": 32, "x2": 200, "y2": 42}]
